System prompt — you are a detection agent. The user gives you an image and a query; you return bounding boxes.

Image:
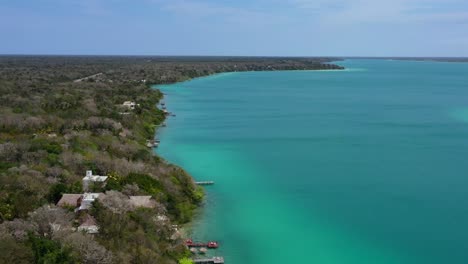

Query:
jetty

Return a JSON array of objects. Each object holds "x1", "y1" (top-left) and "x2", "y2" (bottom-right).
[
  {"x1": 186, "y1": 239, "x2": 218, "y2": 248},
  {"x1": 193, "y1": 257, "x2": 224, "y2": 264},
  {"x1": 195, "y1": 181, "x2": 214, "y2": 185}
]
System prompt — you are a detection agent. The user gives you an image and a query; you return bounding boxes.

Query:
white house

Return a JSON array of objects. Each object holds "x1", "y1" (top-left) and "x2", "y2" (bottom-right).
[
  {"x1": 122, "y1": 101, "x2": 139, "y2": 110},
  {"x1": 78, "y1": 193, "x2": 103, "y2": 211},
  {"x1": 83, "y1": 170, "x2": 108, "y2": 191}
]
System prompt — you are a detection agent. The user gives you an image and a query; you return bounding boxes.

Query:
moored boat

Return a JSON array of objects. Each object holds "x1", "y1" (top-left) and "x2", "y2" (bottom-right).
[
  {"x1": 207, "y1": 241, "x2": 218, "y2": 248},
  {"x1": 185, "y1": 239, "x2": 219, "y2": 249}
]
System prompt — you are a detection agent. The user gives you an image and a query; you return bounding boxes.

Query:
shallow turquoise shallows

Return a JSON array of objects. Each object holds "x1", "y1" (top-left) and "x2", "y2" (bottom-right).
[{"x1": 155, "y1": 59, "x2": 468, "y2": 264}]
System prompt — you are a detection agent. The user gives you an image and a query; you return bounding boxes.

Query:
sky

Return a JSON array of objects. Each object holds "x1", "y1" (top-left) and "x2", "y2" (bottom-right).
[{"x1": 0, "y1": 0, "x2": 467, "y2": 56}]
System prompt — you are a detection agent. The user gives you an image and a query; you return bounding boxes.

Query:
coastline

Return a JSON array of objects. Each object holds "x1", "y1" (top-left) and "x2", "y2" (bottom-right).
[
  {"x1": 149, "y1": 62, "x2": 402, "y2": 263},
  {"x1": 151, "y1": 59, "x2": 468, "y2": 264},
  {"x1": 0, "y1": 56, "x2": 345, "y2": 264},
  {"x1": 154, "y1": 69, "x2": 346, "y2": 87},
  {"x1": 150, "y1": 63, "x2": 347, "y2": 261}
]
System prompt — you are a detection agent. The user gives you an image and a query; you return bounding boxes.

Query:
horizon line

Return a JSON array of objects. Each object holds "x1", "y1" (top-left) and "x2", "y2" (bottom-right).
[{"x1": 1, "y1": 54, "x2": 468, "y2": 59}]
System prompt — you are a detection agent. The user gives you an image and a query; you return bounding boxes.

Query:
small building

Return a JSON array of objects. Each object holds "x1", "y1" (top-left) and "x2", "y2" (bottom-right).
[
  {"x1": 78, "y1": 193, "x2": 103, "y2": 211},
  {"x1": 56, "y1": 194, "x2": 82, "y2": 208},
  {"x1": 156, "y1": 214, "x2": 169, "y2": 222},
  {"x1": 146, "y1": 140, "x2": 159, "y2": 148},
  {"x1": 83, "y1": 170, "x2": 108, "y2": 191},
  {"x1": 122, "y1": 101, "x2": 139, "y2": 110},
  {"x1": 129, "y1": 196, "x2": 156, "y2": 208},
  {"x1": 77, "y1": 215, "x2": 99, "y2": 234}
]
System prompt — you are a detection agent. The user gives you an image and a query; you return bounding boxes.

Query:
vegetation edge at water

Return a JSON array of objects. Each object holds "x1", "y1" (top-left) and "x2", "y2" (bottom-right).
[{"x1": 0, "y1": 56, "x2": 343, "y2": 264}]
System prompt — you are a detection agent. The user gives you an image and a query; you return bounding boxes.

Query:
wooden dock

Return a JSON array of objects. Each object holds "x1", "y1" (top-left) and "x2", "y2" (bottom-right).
[
  {"x1": 195, "y1": 181, "x2": 215, "y2": 185},
  {"x1": 193, "y1": 257, "x2": 224, "y2": 264}
]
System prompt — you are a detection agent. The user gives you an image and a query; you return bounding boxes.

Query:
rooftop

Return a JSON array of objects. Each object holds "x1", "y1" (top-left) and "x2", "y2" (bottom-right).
[
  {"x1": 83, "y1": 170, "x2": 108, "y2": 182},
  {"x1": 56, "y1": 194, "x2": 82, "y2": 207},
  {"x1": 83, "y1": 175, "x2": 108, "y2": 182},
  {"x1": 78, "y1": 215, "x2": 99, "y2": 234},
  {"x1": 78, "y1": 193, "x2": 104, "y2": 211},
  {"x1": 82, "y1": 193, "x2": 103, "y2": 201}
]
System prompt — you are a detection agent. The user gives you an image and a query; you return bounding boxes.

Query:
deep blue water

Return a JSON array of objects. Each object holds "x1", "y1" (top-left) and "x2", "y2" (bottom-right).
[{"x1": 156, "y1": 59, "x2": 468, "y2": 264}]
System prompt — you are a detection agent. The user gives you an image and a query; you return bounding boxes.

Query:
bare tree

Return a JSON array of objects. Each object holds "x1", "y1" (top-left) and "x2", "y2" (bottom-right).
[
  {"x1": 0, "y1": 219, "x2": 38, "y2": 241},
  {"x1": 122, "y1": 183, "x2": 140, "y2": 196},
  {"x1": 100, "y1": 191, "x2": 134, "y2": 214},
  {"x1": 59, "y1": 232, "x2": 114, "y2": 264},
  {"x1": 28, "y1": 205, "x2": 74, "y2": 237}
]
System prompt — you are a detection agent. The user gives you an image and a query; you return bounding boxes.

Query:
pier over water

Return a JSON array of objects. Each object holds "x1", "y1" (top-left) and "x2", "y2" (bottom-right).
[{"x1": 193, "y1": 257, "x2": 224, "y2": 264}]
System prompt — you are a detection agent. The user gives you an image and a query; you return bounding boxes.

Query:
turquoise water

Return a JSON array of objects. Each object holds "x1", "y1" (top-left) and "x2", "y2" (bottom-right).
[{"x1": 155, "y1": 60, "x2": 468, "y2": 264}]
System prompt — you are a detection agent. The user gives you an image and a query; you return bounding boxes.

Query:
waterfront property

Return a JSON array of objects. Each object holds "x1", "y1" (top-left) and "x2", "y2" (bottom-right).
[
  {"x1": 56, "y1": 193, "x2": 157, "y2": 234},
  {"x1": 56, "y1": 194, "x2": 102, "y2": 234}
]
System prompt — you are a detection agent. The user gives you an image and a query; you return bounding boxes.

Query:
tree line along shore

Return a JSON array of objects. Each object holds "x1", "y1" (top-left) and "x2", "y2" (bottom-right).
[{"x1": 0, "y1": 56, "x2": 343, "y2": 264}]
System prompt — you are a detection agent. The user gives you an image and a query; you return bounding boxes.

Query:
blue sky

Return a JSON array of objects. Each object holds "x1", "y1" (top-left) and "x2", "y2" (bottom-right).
[{"x1": 1, "y1": 0, "x2": 467, "y2": 56}]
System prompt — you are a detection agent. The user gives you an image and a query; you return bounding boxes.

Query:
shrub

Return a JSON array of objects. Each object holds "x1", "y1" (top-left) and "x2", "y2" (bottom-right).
[
  {"x1": 179, "y1": 257, "x2": 194, "y2": 264},
  {"x1": 28, "y1": 234, "x2": 77, "y2": 264}
]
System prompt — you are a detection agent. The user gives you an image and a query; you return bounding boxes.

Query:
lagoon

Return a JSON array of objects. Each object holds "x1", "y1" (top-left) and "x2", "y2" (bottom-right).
[{"x1": 156, "y1": 59, "x2": 468, "y2": 264}]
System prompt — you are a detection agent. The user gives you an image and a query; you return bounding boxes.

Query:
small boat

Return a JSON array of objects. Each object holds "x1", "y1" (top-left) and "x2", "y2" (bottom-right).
[
  {"x1": 146, "y1": 140, "x2": 158, "y2": 148},
  {"x1": 199, "y1": 247, "x2": 208, "y2": 254},
  {"x1": 185, "y1": 239, "x2": 219, "y2": 249},
  {"x1": 207, "y1": 241, "x2": 219, "y2": 248},
  {"x1": 190, "y1": 248, "x2": 198, "y2": 254}
]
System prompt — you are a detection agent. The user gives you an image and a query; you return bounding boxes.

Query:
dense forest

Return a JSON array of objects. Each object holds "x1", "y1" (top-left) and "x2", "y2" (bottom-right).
[{"x1": 0, "y1": 56, "x2": 343, "y2": 264}]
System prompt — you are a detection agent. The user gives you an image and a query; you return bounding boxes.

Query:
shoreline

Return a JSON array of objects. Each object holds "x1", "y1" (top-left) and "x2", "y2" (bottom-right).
[
  {"x1": 0, "y1": 55, "x2": 347, "y2": 264},
  {"x1": 149, "y1": 63, "x2": 348, "y2": 262},
  {"x1": 152, "y1": 67, "x2": 347, "y2": 88}
]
